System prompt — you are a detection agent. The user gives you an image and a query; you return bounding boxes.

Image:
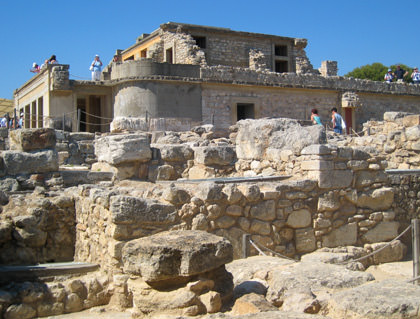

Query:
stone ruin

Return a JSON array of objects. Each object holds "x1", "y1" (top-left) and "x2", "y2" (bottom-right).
[{"x1": 0, "y1": 113, "x2": 420, "y2": 318}]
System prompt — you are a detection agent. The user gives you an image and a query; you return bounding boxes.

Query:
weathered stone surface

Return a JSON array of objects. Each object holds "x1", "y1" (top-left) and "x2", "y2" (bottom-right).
[
  {"x1": 405, "y1": 125, "x2": 420, "y2": 141},
  {"x1": 122, "y1": 230, "x2": 233, "y2": 282},
  {"x1": 322, "y1": 223, "x2": 357, "y2": 248},
  {"x1": 361, "y1": 221, "x2": 399, "y2": 243},
  {"x1": 281, "y1": 287, "x2": 321, "y2": 314},
  {"x1": 156, "y1": 164, "x2": 176, "y2": 180},
  {"x1": 9, "y1": 128, "x2": 56, "y2": 151},
  {"x1": 327, "y1": 279, "x2": 420, "y2": 319},
  {"x1": 3, "y1": 150, "x2": 58, "y2": 175},
  {"x1": 194, "y1": 146, "x2": 236, "y2": 166},
  {"x1": 109, "y1": 195, "x2": 177, "y2": 225},
  {"x1": 0, "y1": 178, "x2": 19, "y2": 192},
  {"x1": 249, "y1": 200, "x2": 276, "y2": 221},
  {"x1": 4, "y1": 303, "x2": 36, "y2": 319},
  {"x1": 356, "y1": 187, "x2": 394, "y2": 210},
  {"x1": 95, "y1": 133, "x2": 151, "y2": 165},
  {"x1": 266, "y1": 261, "x2": 374, "y2": 308},
  {"x1": 366, "y1": 240, "x2": 406, "y2": 264},
  {"x1": 286, "y1": 209, "x2": 311, "y2": 228},
  {"x1": 232, "y1": 293, "x2": 278, "y2": 315},
  {"x1": 199, "y1": 291, "x2": 222, "y2": 313},
  {"x1": 295, "y1": 228, "x2": 316, "y2": 253},
  {"x1": 236, "y1": 118, "x2": 326, "y2": 160},
  {"x1": 158, "y1": 144, "x2": 194, "y2": 162},
  {"x1": 162, "y1": 185, "x2": 191, "y2": 205},
  {"x1": 308, "y1": 170, "x2": 353, "y2": 189}
]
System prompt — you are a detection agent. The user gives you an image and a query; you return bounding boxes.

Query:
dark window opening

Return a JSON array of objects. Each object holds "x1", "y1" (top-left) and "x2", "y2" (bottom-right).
[
  {"x1": 192, "y1": 36, "x2": 206, "y2": 49},
  {"x1": 275, "y1": 60, "x2": 288, "y2": 73},
  {"x1": 141, "y1": 49, "x2": 147, "y2": 58},
  {"x1": 166, "y1": 48, "x2": 173, "y2": 64},
  {"x1": 125, "y1": 55, "x2": 134, "y2": 61},
  {"x1": 275, "y1": 45, "x2": 288, "y2": 56},
  {"x1": 237, "y1": 103, "x2": 255, "y2": 121}
]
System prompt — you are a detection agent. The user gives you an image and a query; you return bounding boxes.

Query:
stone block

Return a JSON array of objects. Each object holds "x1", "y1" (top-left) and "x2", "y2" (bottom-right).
[
  {"x1": 308, "y1": 169, "x2": 353, "y2": 189},
  {"x1": 110, "y1": 195, "x2": 177, "y2": 225},
  {"x1": 356, "y1": 187, "x2": 394, "y2": 210},
  {"x1": 367, "y1": 240, "x2": 406, "y2": 264},
  {"x1": 322, "y1": 223, "x2": 357, "y2": 247},
  {"x1": 194, "y1": 146, "x2": 236, "y2": 166},
  {"x1": 286, "y1": 209, "x2": 311, "y2": 228},
  {"x1": 301, "y1": 144, "x2": 333, "y2": 155},
  {"x1": 402, "y1": 114, "x2": 420, "y2": 127},
  {"x1": 122, "y1": 230, "x2": 233, "y2": 282},
  {"x1": 95, "y1": 133, "x2": 151, "y2": 165},
  {"x1": 405, "y1": 125, "x2": 420, "y2": 141},
  {"x1": 249, "y1": 200, "x2": 276, "y2": 221},
  {"x1": 295, "y1": 227, "x2": 316, "y2": 253},
  {"x1": 301, "y1": 160, "x2": 333, "y2": 171},
  {"x1": 3, "y1": 150, "x2": 58, "y2": 175},
  {"x1": 361, "y1": 221, "x2": 399, "y2": 243},
  {"x1": 158, "y1": 144, "x2": 194, "y2": 162},
  {"x1": 9, "y1": 128, "x2": 56, "y2": 151}
]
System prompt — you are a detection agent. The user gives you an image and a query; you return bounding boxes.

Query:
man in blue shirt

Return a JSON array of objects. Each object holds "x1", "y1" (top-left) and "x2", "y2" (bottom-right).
[
  {"x1": 331, "y1": 107, "x2": 343, "y2": 134},
  {"x1": 90, "y1": 54, "x2": 103, "y2": 81}
]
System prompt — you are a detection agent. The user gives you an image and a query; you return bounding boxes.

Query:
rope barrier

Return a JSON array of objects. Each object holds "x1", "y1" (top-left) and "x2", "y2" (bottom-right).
[
  {"x1": 407, "y1": 275, "x2": 420, "y2": 283},
  {"x1": 338, "y1": 224, "x2": 412, "y2": 265},
  {"x1": 249, "y1": 239, "x2": 298, "y2": 262},
  {"x1": 249, "y1": 239, "x2": 266, "y2": 256},
  {"x1": 80, "y1": 110, "x2": 113, "y2": 120},
  {"x1": 78, "y1": 120, "x2": 112, "y2": 126}
]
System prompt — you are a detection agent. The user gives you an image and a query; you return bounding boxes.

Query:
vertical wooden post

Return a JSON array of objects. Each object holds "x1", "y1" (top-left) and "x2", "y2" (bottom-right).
[
  {"x1": 413, "y1": 219, "x2": 420, "y2": 285},
  {"x1": 242, "y1": 234, "x2": 250, "y2": 259},
  {"x1": 62, "y1": 114, "x2": 65, "y2": 131}
]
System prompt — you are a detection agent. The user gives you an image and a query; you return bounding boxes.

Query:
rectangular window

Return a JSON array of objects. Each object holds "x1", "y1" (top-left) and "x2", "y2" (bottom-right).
[
  {"x1": 275, "y1": 60, "x2": 288, "y2": 73},
  {"x1": 275, "y1": 45, "x2": 288, "y2": 56},
  {"x1": 237, "y1": 103, "x2": 255, "y2": 121},
  {"x1": 141, "y1": 49, "x2": 147, "y2": 58},
  {"x1": 192, "y1": 36, "x2": 206, "y2": 49}
]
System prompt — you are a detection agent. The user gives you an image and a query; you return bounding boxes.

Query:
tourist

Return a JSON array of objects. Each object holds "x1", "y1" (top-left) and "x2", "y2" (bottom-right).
[
  {"x1": 0, "y1": 114, "x2": 7, "y2": 128},
  {"x1": 311, "y1": 108, "x2": 322, "y2": 125},
  {"x1": 394, "y1": 65, "x2": 408, "y2": 83},
  {"x1": 384, "y1": 69, "x2": 394, "y2": 83},
  {"x1": 30, "y1": 62, "x2": 41, "y2": 73},
  {"x1": 331, "y1": 107, "x2": 343, "y2": 134},
  {"x1": 49, "y1": 55, "x2": 58, "y2": 64},
  {"x1": 18, "y1": 113, "x2": 24, "y2": 128},
  {"x1": 411, "y1": 67, "x2": 420, "y2": 85},
  {"x1": 90, "y1": 54, "x2": 103, "y2": 81}
]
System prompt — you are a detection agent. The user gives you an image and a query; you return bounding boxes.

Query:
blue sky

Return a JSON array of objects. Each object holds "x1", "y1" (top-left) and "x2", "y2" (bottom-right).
[{"x1": 1, "y1": 0, "x2": 420, "y2": 99}]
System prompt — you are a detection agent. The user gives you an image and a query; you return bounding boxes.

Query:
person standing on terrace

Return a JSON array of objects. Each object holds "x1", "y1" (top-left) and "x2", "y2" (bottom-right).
[{"x1": 90, "y1": 54, "x2": 103, "y2": 81}]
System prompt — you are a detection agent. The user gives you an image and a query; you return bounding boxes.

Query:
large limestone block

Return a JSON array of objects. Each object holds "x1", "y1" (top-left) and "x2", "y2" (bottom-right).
[
  {"x1": 322, "y1": 223, "x2": 357, "y2": 248},
  {"x1": 405, "y1": 125, "x2": 420, "y2": 141},
  {"x1": 367, "y1": 240, "x2": 406, "y2": 264},
  {"x1": 286, "y1": 209, "x2": 312, "y2": 228},
  {"x1": 194, "y1": 146, "x2": 236, "y2": 166},
  {"x1": 327, "y1": 279, "x2": 420, "y2": 319},
  {"x1": 308, "y1": 170, "x2": 353, "y2": 189},
  {"x1": 232, "y1": 293, "x2": 278, "y2": 315},
  {"x1": 109, "y1": 195, "x2": 177, "y2": 225},
  {"x1": 3, "y1": 150, "x2": 58, "y2": 175},
  {"x1": 266, "y1": 261, "x2": 374, "y2": 308},
  {"x1": 356, "y1": 187, "x2": 394, "y2": 210},
  {"x1": 402, "y1": 115, "x2": 420, "y2": 127},
  {"x1": 9, "y1": 128, "x2": 56, "y2": 151},
  {"x1": 361, "y1": 221, "x2": 399, "y2": 243},
  {"x1": 95, "y1": 133, "x2": 151, "y2": 165},
  {"x1": 236, "y1": 118, "x2": 326, "y2": 160},
  {"x1": 158, "y1": 144, "x2": 194, "y2": 162},
  {"x1": 295, "y1": 228, "x2": 316, "y2": 253},
  {"x1": 122, "y1": 230, "x2": 233, "y2": 282}
]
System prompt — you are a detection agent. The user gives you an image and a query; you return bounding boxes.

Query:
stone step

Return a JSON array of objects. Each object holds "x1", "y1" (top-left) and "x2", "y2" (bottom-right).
[{"x1": 0, "y1": 262, "x2": 99, "y2": 284}]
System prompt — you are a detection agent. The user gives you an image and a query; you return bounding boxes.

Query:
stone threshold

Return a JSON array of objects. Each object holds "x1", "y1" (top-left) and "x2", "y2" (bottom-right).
[
  {"x1": 0, "y1": 262, "x2": 99, "y2": 283},
  {"x1": 171, "y1": 175, "x2": 291, "y2": 184}
]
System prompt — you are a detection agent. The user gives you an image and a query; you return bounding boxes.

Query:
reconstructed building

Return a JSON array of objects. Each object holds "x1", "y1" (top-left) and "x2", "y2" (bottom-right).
[{"x1": 14, "y1": 22, "x2": 420, "y2": 135}]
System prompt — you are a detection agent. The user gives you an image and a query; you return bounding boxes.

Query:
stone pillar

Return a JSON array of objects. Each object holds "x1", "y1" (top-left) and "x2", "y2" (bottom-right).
[
  {"x1": 50, "y1": 65, "x2": 70, "y2": 91},
  {"x1": 249, "y1": 49, "x2": 269, "y2": 71},
  {"x1": 319, "y1": 60, "x2": 338, "y2": 77},
  {"x1": 341, "y1": 92, "x2": 361, "y2": 108},
  {"x1": 294, "y1": 38, "x2": 319, "y2": 75}
]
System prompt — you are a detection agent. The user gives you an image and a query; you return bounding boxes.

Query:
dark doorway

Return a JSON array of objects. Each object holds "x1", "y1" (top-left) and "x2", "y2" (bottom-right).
[
  {"x1": 166, "y1": 48, "x2": 173, "y2": 64},
  {"x1": 275, "y1": 60, "x2": 288, "y2": 73},
  {"x1": 237, "y1": 103, "x2": 255, "y2": 121},
  {"x1": 88, "y1": 96, "x2": 101, "y2": 133},
  {"x1": 77, "y1": 98, "x2": 86, "y2": 132}
]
